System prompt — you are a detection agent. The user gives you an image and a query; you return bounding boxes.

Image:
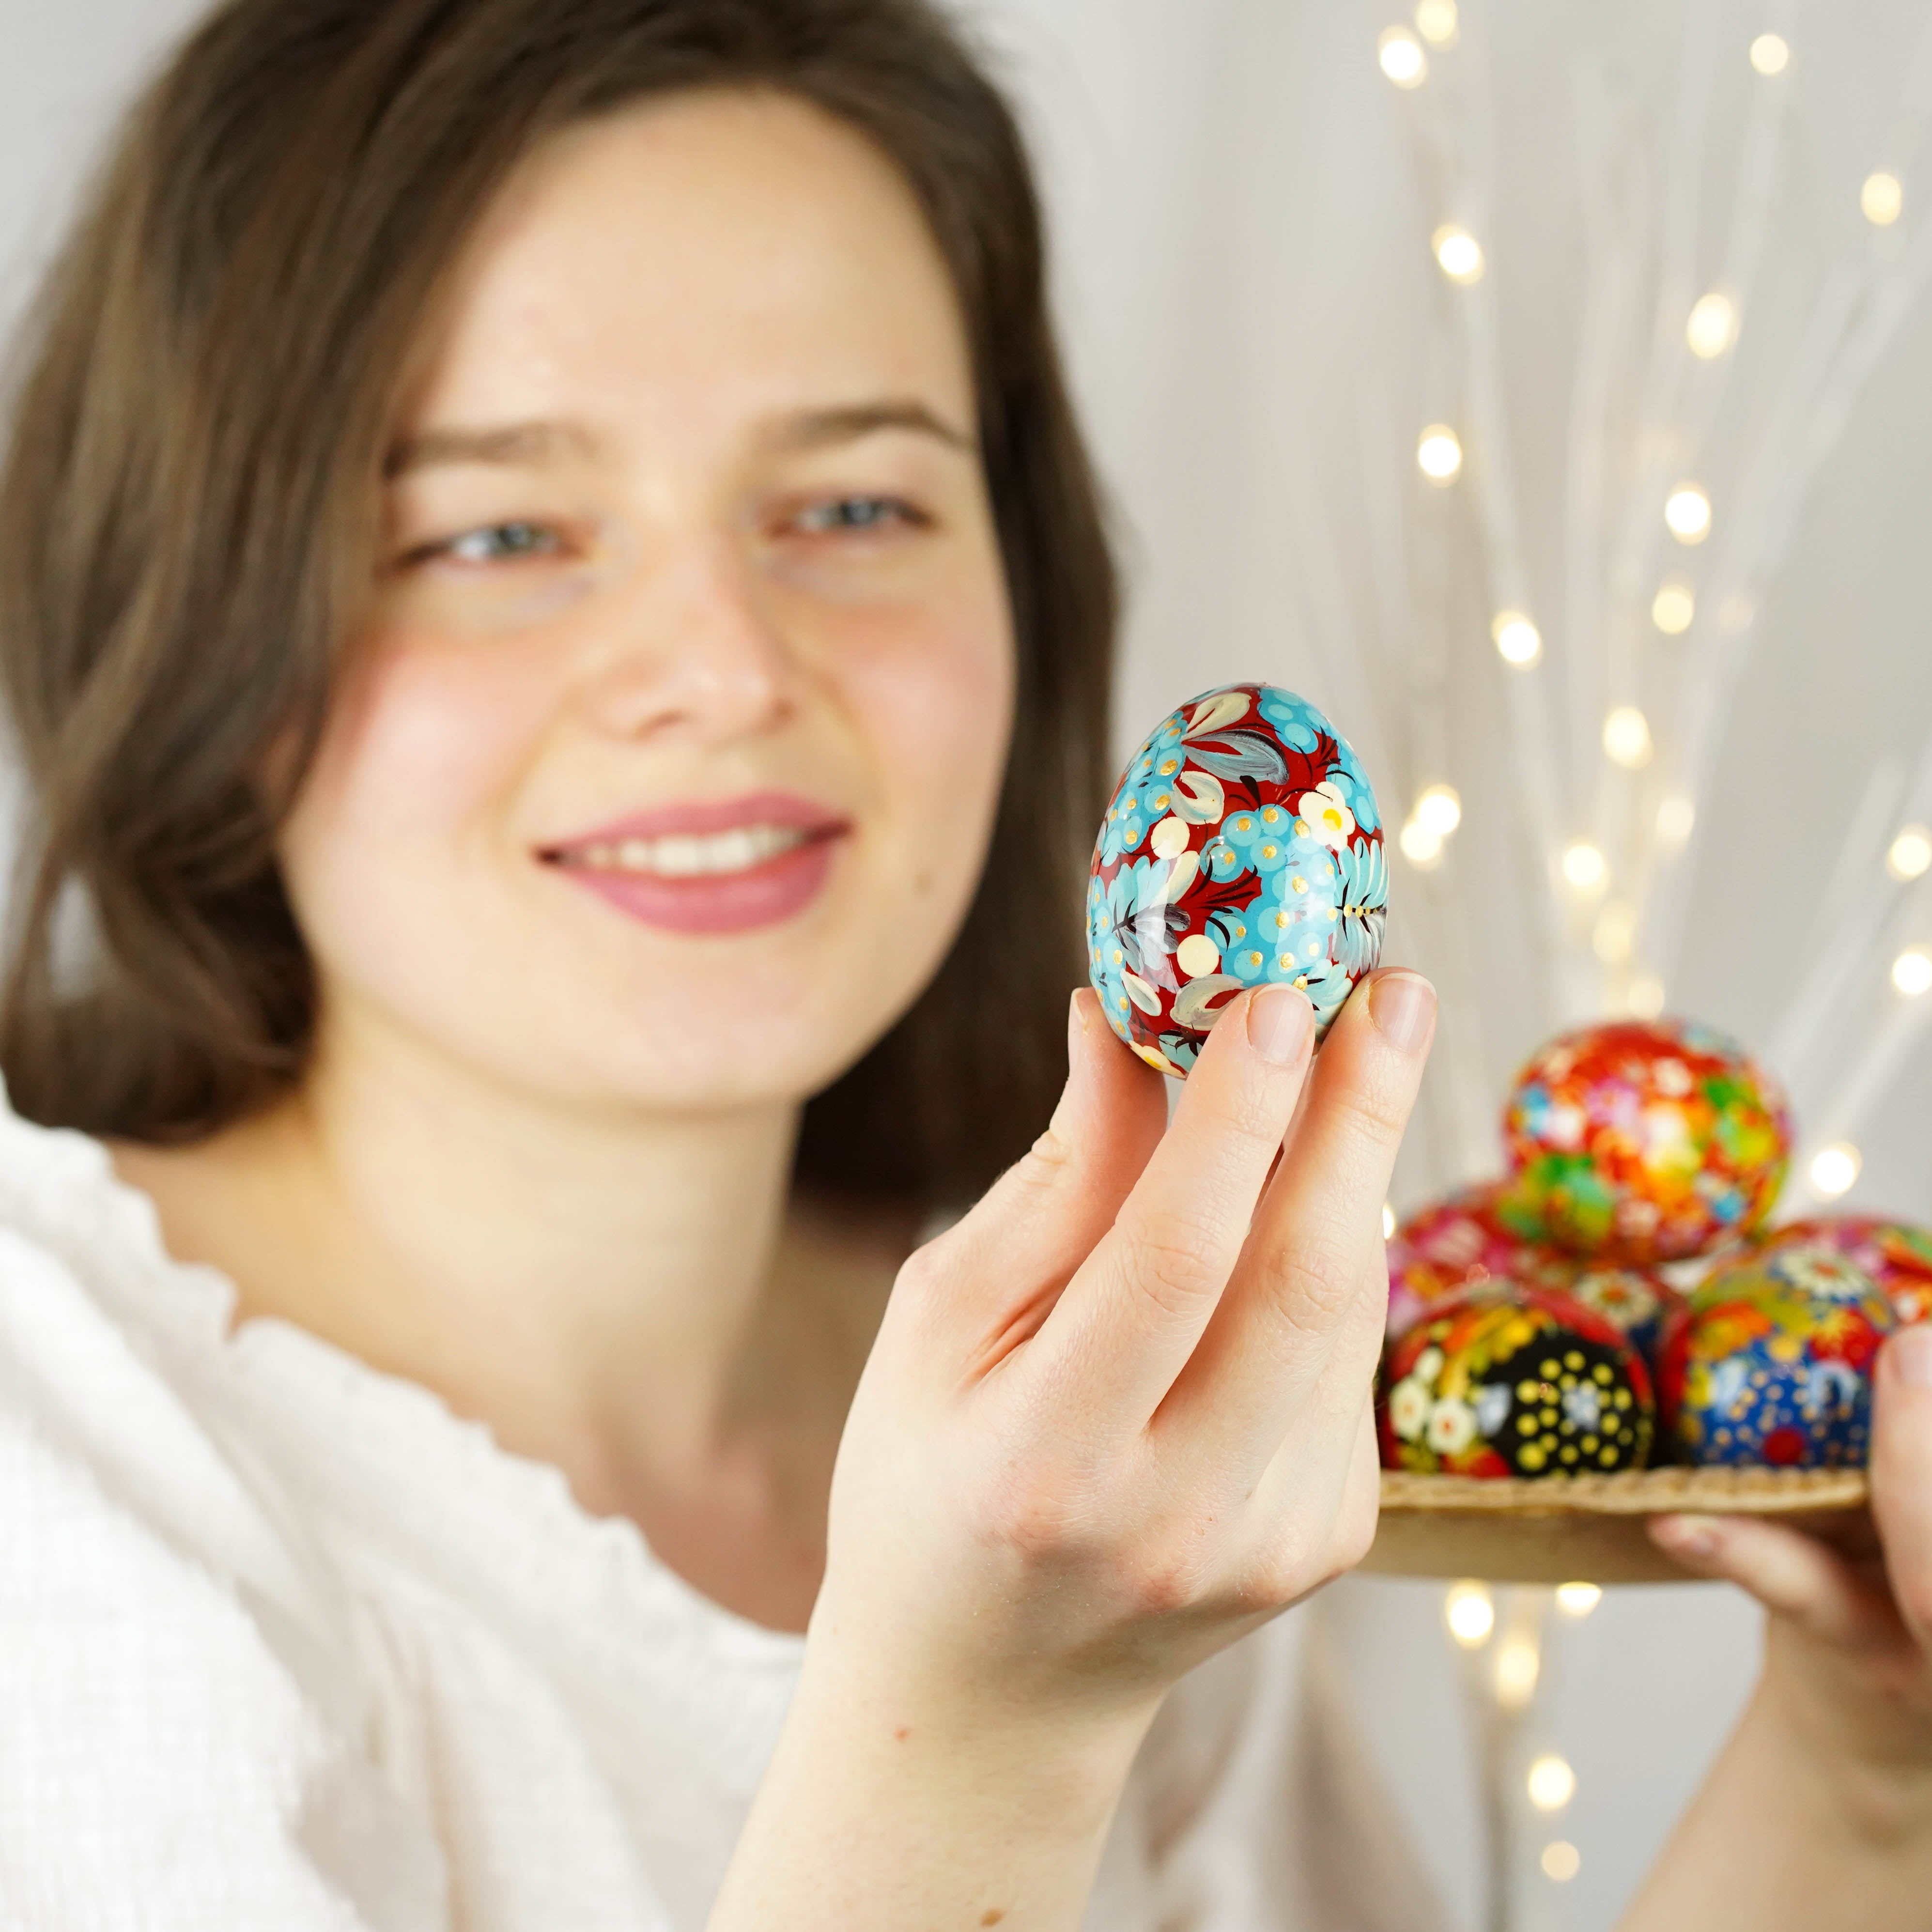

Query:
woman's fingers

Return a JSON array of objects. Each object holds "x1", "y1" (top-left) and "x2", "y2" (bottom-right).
[
  {"x1": 1648, "y1": 1514, "x2": 1898, "y2": 1653},
  {"x1": 1648, "y1": 1332, "x2": 1932, "y2": 1668},
  {"x1": 1028, "y1": 984, "x2": 1318, "y2": 1428},
  {"x1": 1162, "y1": 970, "x2": 1435, "y2": 1459},
  {"x1": 908, "y1": 989, "x2": 1168, "y2": 1362},
  {"x1": 1871, "y1": 1327, "x2": 1932, "y2": 1654}
]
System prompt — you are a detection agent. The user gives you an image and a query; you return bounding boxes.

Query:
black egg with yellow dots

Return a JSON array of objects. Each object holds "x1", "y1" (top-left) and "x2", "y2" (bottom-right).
[{"x1": 1378, "y1": 1283, "x2": 1657, "y2": 1478}]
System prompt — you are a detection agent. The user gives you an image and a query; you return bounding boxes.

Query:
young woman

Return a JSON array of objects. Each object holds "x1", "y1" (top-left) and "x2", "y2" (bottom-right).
[{"x1": 0, "y1": 2, "x2": 1927, "y2": 1927}]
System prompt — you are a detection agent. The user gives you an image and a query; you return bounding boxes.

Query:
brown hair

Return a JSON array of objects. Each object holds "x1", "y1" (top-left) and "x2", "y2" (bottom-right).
[{"x1": 0, "y1": 0, "x2": 1116, "y2": 1209}]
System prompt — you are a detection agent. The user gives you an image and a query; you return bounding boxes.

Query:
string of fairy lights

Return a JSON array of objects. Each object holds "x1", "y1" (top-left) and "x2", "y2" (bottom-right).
[
  {"x1": 1374, "y1": 0, "x2": 1932, "y2": 1220},
  {"x1": 1357, "y1": 4, "x2": 1932, "y2": 1925}
]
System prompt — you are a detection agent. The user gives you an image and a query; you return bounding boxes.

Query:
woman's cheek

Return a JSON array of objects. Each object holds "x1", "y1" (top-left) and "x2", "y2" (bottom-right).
[
  {"x1": 836, "y1": 593, "x2": 1016, "y2": 880},
  {"x1": 283, "y1": 632, "x2": 558, "y2": 913}
]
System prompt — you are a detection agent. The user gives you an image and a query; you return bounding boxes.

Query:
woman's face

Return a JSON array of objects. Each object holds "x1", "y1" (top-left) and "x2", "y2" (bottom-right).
[{"x1": 280, "y1": 90, "x2": 1016, "y2": 1113}]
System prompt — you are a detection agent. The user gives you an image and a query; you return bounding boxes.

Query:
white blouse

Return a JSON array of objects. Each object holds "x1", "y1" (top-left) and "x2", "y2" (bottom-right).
[{"x1": 0, "y1": 1088, "x2": 1442, "y2": 1932}]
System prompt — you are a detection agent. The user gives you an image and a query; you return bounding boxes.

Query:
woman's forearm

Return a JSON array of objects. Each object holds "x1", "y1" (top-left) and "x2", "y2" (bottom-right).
[
  {"x1": 707, "y1": 1633, "x2": 1153, "y2": 1932},
  {"x1": 1620, "y1": 1665, "x2": 1932, "y2": 1932}
]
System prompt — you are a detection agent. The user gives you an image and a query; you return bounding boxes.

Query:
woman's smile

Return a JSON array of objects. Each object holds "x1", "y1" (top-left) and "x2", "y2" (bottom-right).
[{"x1": 540, "y1": 787, "x2": 853, "y2": 933}]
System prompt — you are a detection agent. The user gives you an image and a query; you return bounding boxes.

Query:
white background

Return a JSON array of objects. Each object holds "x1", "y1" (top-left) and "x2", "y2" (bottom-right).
[{"x1": 7, "y1": 3, "x2": 1929, "y2": 1927}]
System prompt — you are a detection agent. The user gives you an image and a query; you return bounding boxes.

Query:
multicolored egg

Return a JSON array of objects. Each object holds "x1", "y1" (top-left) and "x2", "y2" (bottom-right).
[
  {"x1": 1379, "y1": 1286, "x2": 1655, "y2": 1478},
  {"x1": 1755, "y1": 1217, "x2": 1932, "y2": 1327},
  {"x1": 1385, "y1": 1181, "x2": 1545, "y2": 1338},
  {"x1": 1516, "y1": 1260, "x2": 1685, "y2": 1365},
  {"x1": 1656, "y1": 1245, "x2": 1895, "y2": 1469},
  {"x1": 1086, "y1": 683, "x2": 1385, "y2": 1074},
  {"x1": 1497, "y1": 1019, "x2": 1791, "y2": 1265}
]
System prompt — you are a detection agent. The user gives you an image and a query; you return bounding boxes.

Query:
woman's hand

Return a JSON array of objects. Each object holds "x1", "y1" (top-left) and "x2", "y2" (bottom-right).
[
  {"x1": 822, "y1": 971, "x2": 1433, "y2": 1717},
  {"x1": 711, "y1": 971, "x2": 1434, "y2": 1930},
  {"x1": 1625, "y1": 1329, "x2": 1932, "y2": 1930}
]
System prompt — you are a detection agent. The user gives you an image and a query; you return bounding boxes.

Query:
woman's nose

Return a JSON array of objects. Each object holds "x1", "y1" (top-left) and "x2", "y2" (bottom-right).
[{"x1": 574, "y1": 534, "x2": 803, "y2": 745}]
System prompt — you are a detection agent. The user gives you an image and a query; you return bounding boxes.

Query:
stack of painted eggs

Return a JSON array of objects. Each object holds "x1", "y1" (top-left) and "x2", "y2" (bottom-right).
[{"x1": 1379, "y1": 1018, "x2": 1929, "y2": 1478}]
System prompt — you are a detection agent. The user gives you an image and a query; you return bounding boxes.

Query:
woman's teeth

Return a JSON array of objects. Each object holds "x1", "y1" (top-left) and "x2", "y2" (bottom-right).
[{"x1": 571, "y1": 823, "x2": 814, "y2": 878}]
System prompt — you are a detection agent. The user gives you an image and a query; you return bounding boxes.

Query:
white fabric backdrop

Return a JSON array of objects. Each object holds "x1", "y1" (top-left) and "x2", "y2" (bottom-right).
[{"x1": 7, "y1": 3, "x2": 1931, "y2": 1927}]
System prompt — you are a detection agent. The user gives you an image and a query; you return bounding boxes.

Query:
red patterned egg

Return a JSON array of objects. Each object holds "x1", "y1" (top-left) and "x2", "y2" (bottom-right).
[
  {"x1": 1497, "y1": 1019, "x2": 1792, "y2": 1265},
  {"x1": 1657, "y1": 1245, "x2": 1895, "y2": 1468},
  {"x1": 1754, "y1": 1217, "x2": 1932, "y2": 1326},
  {"x1": 1379, "y1": 1285, "x2": 1655, "y2": 1478},
  {"x1": 1086, "y1": 684, "x2": 1385, "y2": 1075},
  {"x1": 1385, "y1": 1181, "x2": 1544, "y2": 1338}
]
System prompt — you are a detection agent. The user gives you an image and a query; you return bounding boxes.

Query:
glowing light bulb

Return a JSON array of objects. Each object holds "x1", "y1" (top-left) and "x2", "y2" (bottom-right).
[
  {"x1": 1378, "y1": 26, "x2": 1427, "y2": 86},
  {"x1": 1416, "y1": 783, "x2": 1463, "y2": 837},
  {"x1": 1555, "y1": 1581, "x2": 1602, "y2": 1618},
  {"x1": 1749, "y1": 33, "x2": 1790, "y2": 76},
  {"x1": 1445, "y1": 1580, "x2": 1494, "y2": 1647},
  {"x1": 1628, "y1": 974, "x2": 1667, "y2": 1019},
  {"x1": 1656, "y1": 796, "x2": 1696, "y2": 846},
  {"x1": 1495, "y1": 1638, "x2": 1541, "y2": 1710},
  {"x1": 1893, "y1": 949, "x2": 1932, "y2": 997},
  {"x1": 1561, "y1": 840, "x2": 1607, "y2": 893},
  {"x1": 1433, "y1": 224, "x2": 1485, "y2": 283},
  {"x1": 1400, "y1": 815, "x2": 1445, "y2": 868},
  {"x1": 1603, "y1": 706, "x2": 1654, "y2": 769},
  {"x1": 1382, "y1": 1202, "x2": 1397, "y2": 1241},
  {"x1": 1418, "y1": 424, "x2": 1463, "y2": 481},
  {"x1": 1887, "y1": 825, "x2": 1932, "y2": 881},
  {"x1": 1541, "y1": 1841, "x2": 1582, "y2": 1883},
  {"x1": 1493, "y1": 610, "x2": 1542, "y2": 666},
  {"x1": 1665, "y1": 484, "x2": 1712, "y2": 544},
  {"x1": 1686, "y1": 292, "x2": 1736, "y2": 359},
  {"x1": 1809, "y1": 1143, "x2": 1861, "y2": 1199},
  {"x1": 1592, "y1": 900, "x2": 1637, "y2": 965},
  {"x1": 1652, "y1": 580, "x2": 1696, "y2": 634},
  {"x1": 1863, "y1": 171, "x2": 1903, "y2": 227},
  {"x1": 1527, "y1": 1755, "x2": 1577, "y2": 1811},
  {"x1": 1415, "y1": 0, "x2": 1458, "y2": 48}
]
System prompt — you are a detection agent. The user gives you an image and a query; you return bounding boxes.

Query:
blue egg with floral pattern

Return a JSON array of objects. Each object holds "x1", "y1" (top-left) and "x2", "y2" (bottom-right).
[{"x1": 1086, "y1": 683, "x2": 1386, "y2": 1075}]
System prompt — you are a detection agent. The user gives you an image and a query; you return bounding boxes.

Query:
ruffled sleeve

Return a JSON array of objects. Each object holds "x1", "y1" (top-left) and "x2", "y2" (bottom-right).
[{"x1": 0, "y1": 1221, "x2": 448, "y2": 1931}]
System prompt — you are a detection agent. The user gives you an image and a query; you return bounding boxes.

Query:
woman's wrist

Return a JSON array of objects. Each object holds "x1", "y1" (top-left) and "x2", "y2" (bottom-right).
[
  {"x1": 707, "y1": 1619, "x2": 1157, "y2": 1932},
  {"x1": 1756, "y1": 1623, "x2": 1932, "y2": 1850}
]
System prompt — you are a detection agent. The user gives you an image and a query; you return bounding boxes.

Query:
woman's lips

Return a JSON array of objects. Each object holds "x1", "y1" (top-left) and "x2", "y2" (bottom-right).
[{"x1": 540, "y1": 790, "x2": 850, "y2": 935}]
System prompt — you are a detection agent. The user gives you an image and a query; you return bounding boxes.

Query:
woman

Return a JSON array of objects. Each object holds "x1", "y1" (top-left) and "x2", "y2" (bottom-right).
[{"x1": 0, "y1": 2, "x2": 1925, "y2": 1927}]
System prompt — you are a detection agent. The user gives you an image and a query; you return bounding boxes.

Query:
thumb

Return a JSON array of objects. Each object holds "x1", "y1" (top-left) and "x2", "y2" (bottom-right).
[{"x1": 1872, "y1": 1326, "x2": 1932, "y2": 1656}]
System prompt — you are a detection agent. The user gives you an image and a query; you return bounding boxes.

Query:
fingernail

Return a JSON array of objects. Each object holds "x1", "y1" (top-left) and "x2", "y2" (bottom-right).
[
  {"x1": 1068, "y1": 988, "x2": 1093, "y2": 1051},
  {"x1": 1653, "y1": 1514, "x2": 1722, "y2": 1561},
  {"x1": 1888, "y1": 1324, "x2": 1932, "y2": 1389},
  {"x1": 1369, "y1": 972, "x2": 1437, "y2": 1054},
  {"x1": 1248, "y1": 984, "x2": 1314, "y2": 1066}
]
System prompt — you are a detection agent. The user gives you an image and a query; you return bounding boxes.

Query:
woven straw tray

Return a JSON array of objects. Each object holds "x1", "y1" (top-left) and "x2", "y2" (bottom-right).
[{"x1": 1363, "y1": 1468, "x2": 1875, "y2": 1583}]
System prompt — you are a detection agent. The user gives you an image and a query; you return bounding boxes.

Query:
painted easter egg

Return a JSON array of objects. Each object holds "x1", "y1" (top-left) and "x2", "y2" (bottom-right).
[
  {"x1": 1385, "y1": 1181, "x2": 1547, "y2": 1339},
  {"x1": 1522, "y1": 1264, "x2": 1685, "y2": 1366},
  {"x1": 1656, "y1": 1245, "x2": 1895, "y2": 1469},
  {"x1": 1755, "y1": 1217, "x2": 1932, "y2": 1327},
  {"x1": 1496, "y1": 1019, "x2": 1792, "y2": 1265},
  {"x1": 1379, "y1": 1285, "x2": 1655, "y2": 1478},
  {"x1": 1086, "y1": 683, "x2": 1385, "y2": 1075}
]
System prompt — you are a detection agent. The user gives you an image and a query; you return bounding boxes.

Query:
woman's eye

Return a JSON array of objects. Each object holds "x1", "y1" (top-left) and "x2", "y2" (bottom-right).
[
  {"x1": 427, "y1": 521, "x2": 562, "y2": 565},
  {"x1": 791, "y1": 495, "x2": 926, "y2": 536}
]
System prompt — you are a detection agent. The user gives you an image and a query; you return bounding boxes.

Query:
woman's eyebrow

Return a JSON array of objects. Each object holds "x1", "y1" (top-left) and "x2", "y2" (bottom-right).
[
  {"x1": 384, "y1": 400, "x2": 973, "y2": 479},
  {"x1": 758, "y1": 399, "x2": 975, "y2": 454},
  {"x1": 385, "y1": 419, "x2": 598, "y2": 478}
]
